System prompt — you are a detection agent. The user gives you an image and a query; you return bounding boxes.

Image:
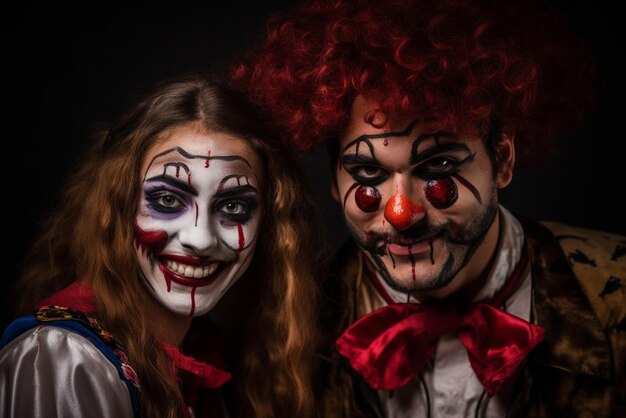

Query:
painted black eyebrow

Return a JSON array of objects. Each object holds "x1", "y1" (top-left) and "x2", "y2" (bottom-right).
[
  {"x1": 143, "y1": 146, "x2": 252, "y2": 179},
  {"x1": 215, "y1": 184, "x2": 258, "y2": 198},
  {"x1": 144, "y1": 175, "x2": 198, "y2": 196},
  {"x1": 409, "y1": 131, "x2": 455, "y2": 160},
  {"x1": 410, "y1": 134, "x2": 468, "y2": 164},
  {"x1": 340, "y1": 120, "x2": 418, "y2": 154},
  {"x1": 341, "y1": 154, "x2": 379, "y2": 165}
]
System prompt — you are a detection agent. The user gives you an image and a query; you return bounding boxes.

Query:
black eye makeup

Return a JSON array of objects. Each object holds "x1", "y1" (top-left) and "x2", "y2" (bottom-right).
[
  {"x1": 412, "y1": 154, "x2": 475, "y2": 181},
  {"x1": 410, "y1": 140, "x2": 475, "y2": 181},
  {"x1": 143, "y1": 185, "x2": 191, "y2": 215},
  {"x1": 342, "y1": 155, "x2": 389, "y2": 186},
  {"x1": 213, "y1": 185, "x2": 259, "y2": 224}
]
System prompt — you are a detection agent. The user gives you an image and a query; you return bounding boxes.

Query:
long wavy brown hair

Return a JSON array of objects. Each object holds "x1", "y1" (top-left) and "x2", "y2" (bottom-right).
[{"x1": 12, "y1": 74, "x2": 322, "y2": 418}]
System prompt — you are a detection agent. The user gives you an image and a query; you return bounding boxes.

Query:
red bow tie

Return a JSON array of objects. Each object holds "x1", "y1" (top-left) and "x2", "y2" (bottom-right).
[{"x1": 336, "y1": 244, "x2": 544, "y2": 396}]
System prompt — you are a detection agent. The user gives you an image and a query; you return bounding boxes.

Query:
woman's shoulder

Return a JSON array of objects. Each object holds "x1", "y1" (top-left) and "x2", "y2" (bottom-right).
[
  {"x1": 0, "y1": 313, "x2": 136, "y2": 418},
  {"x1": 1, "y1": 320, "x2": 121, "y2": 370}
]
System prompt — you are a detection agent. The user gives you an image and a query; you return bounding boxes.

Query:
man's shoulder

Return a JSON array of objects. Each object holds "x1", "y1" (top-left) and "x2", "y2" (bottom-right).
[
  {"x1": 539, "y1": 220, "x2": 625, "y2": 281},
  {"x1": 540, "y1": 220, "x2": 625, "y2": 249},
  {"x1": 537, "y1": 220, "x2": 626, "y2": 328}
]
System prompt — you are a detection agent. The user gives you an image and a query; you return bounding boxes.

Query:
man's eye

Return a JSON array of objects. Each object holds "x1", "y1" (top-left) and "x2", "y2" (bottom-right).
[
  {"x1": 355, "y1": 166, "x2": 383, "y2": 178},
  {"x1": 345, "y1": 164, "x2": 388, "y2": 186},
  {"x1": 426, "y1": 157, "x2": 451, "y2": 169},
  {"x1": 414, "y1": 156, "x2": 461, "y2": 180}
]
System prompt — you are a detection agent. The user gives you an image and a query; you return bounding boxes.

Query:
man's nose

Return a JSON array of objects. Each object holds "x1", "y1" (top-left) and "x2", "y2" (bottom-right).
[{"x1": 383, "y1": 189, "x2": 425, "y2": 230}]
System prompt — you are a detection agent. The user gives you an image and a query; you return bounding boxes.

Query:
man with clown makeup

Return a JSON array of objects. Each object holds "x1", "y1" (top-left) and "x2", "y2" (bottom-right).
[
  {"x1": 0, "y1": 75, "x2": 321, "y2": 418},
  {"x1": 232, "y1": 0, "x2": 626, "y2": 416}
]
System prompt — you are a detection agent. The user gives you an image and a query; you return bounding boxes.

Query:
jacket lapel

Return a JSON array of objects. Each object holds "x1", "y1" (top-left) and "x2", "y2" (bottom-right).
[{"x1": 509, "y1": 218, "x2": 611, "y2": 417}]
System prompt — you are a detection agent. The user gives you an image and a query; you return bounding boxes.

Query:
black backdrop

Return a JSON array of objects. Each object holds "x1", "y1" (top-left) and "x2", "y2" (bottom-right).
[{"x1": 3, "y1": 1, "x2": 624, "y2": 328}]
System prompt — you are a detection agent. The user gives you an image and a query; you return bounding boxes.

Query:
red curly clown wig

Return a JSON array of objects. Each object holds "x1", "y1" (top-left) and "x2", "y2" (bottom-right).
[{"x1": 232, "y1": 0, "x2": 596, "y2": 167}]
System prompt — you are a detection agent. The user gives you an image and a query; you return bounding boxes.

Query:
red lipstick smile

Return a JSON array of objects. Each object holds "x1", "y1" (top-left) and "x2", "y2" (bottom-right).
[{"x1": 157, "y1": 254, "x2": 225, "y2": 288}]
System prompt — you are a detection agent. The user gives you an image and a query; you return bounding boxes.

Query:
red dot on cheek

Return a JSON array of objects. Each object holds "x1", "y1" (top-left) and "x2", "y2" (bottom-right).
[
  {"x1": 355, "y1": 186, "x2": 382, "y2": 212},
  {"x1": 424, "y1": 178, "x2": 458, "y2": 209},
  {"x1": 135, "y1": 226, "x2": 168, "y2": 246},
  {"x1": 135, "y1": 225, "x2": 169, "y2": 254}
]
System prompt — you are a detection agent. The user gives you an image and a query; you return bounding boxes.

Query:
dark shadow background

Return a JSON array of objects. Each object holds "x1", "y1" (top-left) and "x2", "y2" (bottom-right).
[{"x1": 3, "y1": 1, "x2": 624, "y2": 329}]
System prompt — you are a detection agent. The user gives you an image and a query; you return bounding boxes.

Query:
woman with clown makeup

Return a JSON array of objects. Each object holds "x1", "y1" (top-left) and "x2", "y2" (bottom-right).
[{"x1": 0, "y1": 75, "x2": 322, "y2": 418}]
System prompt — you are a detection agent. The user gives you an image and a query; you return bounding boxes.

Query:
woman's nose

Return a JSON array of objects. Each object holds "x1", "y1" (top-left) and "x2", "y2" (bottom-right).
[
  {"x1": 383, "y1": 190, "x2": 425, "y2": 230},
  {"x1": 177, "y1": 213, "x2": 219, "y2": 254}
]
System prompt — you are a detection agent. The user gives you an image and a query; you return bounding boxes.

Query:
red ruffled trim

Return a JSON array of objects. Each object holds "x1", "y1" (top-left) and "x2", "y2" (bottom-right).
[
  {"x1": 36, "y1": 281, "x2": 96, "y2": 313},
  {"x1": 36, "y1": 281, "x2": 231, "y2": 389},
  {"x1": 162, "y1": 342, "x2": 231, "y2": 388}
]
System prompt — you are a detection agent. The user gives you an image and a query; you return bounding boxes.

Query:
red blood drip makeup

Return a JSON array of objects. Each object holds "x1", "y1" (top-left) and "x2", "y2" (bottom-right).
[
  {"x1": 408, "y1": 244, "x2": 416, "y2": 280},
  {"x1": 237, "y1": 224, "x2": 245, "y2": 255},
  {"x1": 135, "y1": 226, "x2": 169, "y2": 290},
  {"x1": 189, "y1": 286, "x2": 197, "y2": 316},
  {"x1": 355, "y1": 186, "x2": 382, "y2": 212},
  {"x1": 157, "y1": 264, "x2": 173, "y2": 292},
  {"x1": 424, "y1": 178, "x2": 458, "y2": 209},
  {"x1": 383, "y1": 138, "x2": 389, "y2": 146},
  {"x1": 176, "y1": 166, "x2": 180, "y2": 177},
  {"x1": 205, "y1": 150, "x2": 211, "y2": 168},
  {"x1": 135, "y1": 226, "x2": 168, "y2": 255}
]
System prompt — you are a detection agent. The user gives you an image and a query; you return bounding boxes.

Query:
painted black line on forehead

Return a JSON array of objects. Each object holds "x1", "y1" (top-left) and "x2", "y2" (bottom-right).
[
  {"x1": 410, "y1": 131, "x2": 455, "y2": 164},
  {"x1": 340, "y1": 120, "x2": 418, "y2": 154},
  {"x1": 143, "y1": 146, "x2": 252, "y2": 180}
]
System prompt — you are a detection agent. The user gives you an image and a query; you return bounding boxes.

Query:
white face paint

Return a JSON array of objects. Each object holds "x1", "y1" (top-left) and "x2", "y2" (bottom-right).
[{"x1": 135, "y1": 124, "x2": 263, "y2": 317}]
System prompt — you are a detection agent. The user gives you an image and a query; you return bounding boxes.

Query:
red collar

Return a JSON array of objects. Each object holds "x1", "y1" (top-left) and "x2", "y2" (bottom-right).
[{"x1": 37, "y1": 281, "x2": 231, "y2": 389}]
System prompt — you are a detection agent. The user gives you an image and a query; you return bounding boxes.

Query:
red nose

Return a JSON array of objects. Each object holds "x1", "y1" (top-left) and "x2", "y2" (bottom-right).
[{"x1": 384, "y1": 192, "x2": 425, "y2": 230}]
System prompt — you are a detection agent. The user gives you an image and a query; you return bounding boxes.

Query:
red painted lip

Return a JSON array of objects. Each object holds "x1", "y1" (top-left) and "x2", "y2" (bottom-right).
[
  {"x1": 157, "y1": 259, "x2": 225, "y2": 287},
  {"x1": 162, "y1": 254, "x2": 217, "y2": 266},
  {"x1": 387, "y1": 235, "x2": 438, "y2": 256}
]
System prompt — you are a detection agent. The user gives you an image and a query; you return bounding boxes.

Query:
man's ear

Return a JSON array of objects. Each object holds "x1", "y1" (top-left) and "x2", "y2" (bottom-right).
[{"x1": 495, "y1": 131, "x2": 515, "y2": 188}]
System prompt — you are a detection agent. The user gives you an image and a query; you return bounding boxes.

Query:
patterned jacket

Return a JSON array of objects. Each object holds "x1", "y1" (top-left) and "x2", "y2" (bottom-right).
[{"x1": 316, "y1": 217, "x2": 626, "y2": 418}]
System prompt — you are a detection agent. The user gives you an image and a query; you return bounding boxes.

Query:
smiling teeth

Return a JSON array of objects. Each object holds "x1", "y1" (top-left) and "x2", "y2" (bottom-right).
[{"x1": 165, "y1": 260, "x2": 219, "y2": 279}]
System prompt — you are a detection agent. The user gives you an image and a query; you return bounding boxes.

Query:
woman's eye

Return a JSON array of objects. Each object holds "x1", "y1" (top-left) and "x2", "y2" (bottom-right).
[
  {"x1": 158, "y1": 194, "x2": 180, "y2": 207},
  {"x1": 221, "y1": 202, "x2": 245, "y2": 215},
  {"x1": 216, "y1": 198, "x2": 258, "y2": 224},
  {"x1": 145, "y1": 190, "x2": 185, "y2": 213}
]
